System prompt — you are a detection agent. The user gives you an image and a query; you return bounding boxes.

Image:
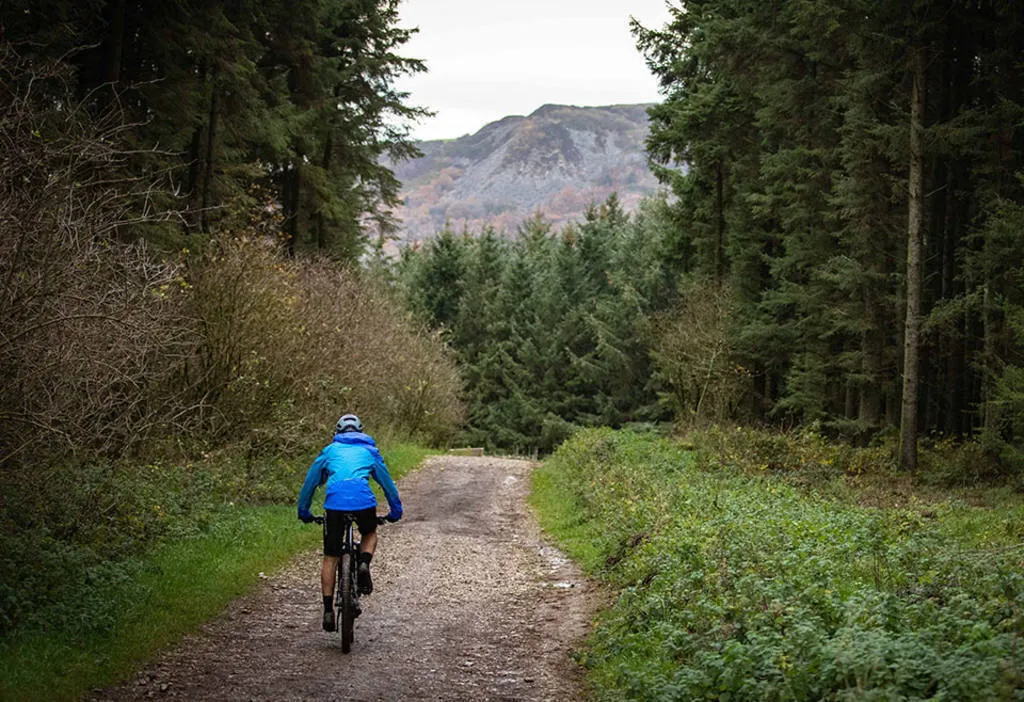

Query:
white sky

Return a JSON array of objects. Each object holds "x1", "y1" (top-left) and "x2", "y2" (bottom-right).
[{"x1": 394, "y1": 0, "x2": 673, "y2": 141}]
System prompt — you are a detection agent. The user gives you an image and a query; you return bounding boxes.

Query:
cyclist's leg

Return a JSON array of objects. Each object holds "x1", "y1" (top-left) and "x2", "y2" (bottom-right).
[
  {"x1": 322, "y1": 510, "x2": 346, "y2": 599},
  {"x1": 354, "y1": 507, "x2": 378, "y2": 555},
  {"x1": 321, "y1": 555, "x2": 339, "y2": 595},
  {"x1": 354, "y1": 507, "x2": 378, "y2": 594},
  {"x1": 360, "y1": 531, "x2": 377, "y2": 555}
]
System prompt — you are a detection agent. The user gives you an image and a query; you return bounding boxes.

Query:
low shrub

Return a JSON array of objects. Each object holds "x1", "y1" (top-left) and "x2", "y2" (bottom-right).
[
  {"x1": 688, "y1": 424, "x2": 897, "y2": 479},
  {"x1": 186, "y1": 235, "x2": 464, "y2": 449},
  {"x1": 685, "y1": 424, "x2": 1011, "y2": 497},
  {"x1": 533, "y1": 429, "x2": 1024, "y2": 701},
  {"x1": 919, "y1": 436, "x2": 1004, "y2": 488}
]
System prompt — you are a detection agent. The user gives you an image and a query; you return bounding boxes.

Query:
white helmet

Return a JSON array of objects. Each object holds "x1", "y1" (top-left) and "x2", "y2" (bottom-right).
[{"x1": 335, "y1": 414, "x2": 363, "y2": 434}]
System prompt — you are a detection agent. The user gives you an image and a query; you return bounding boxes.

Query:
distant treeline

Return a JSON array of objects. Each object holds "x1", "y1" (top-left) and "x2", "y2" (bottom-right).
[
  {"x1": 401, "y1": 0, "x2": 1024, "y2": 474},
  {"x1": 400, "y1": 202, "x2": 671, "y2": 453}
]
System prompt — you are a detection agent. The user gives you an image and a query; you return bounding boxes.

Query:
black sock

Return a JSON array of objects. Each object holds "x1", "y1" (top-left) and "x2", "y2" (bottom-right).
[
  {"x1": 323, "y1": 595, "x2": 333, "y2": 611},
  {"x1": 358, "y1": 552, "x2": 373, "y2": 566}
]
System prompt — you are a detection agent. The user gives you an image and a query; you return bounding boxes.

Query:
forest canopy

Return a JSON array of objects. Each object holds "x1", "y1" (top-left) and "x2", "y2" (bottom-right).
[{"x1": 2, "y1": 0, "x2": 427, "y2": 257}]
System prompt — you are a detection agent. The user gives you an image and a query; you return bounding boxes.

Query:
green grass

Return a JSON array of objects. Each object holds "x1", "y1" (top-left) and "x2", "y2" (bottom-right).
[
  {"x1": 531, "y1": 429, "x2": 1024, "y2": 701},
  {"x1": 530, "y1": 464, "x2": 610, "y2": 571},
  {"x1": 0, "y1": 441, "x2": 433, "y2": 702},
  {"x1": 0, "y1": 506, "x2": 315, "y2": 702}
]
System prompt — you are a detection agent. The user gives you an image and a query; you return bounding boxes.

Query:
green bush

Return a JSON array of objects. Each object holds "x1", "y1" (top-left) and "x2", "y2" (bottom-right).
[
  {"x1": 0, "y1": 453, "x2": 286, "y2": 634},
  {"x1": 688, "y1": 424, "x2": 898, "y2": 479},
  {"x1": 533, "y1": 429, "x2": 1024, "y2": 701},
  {"x1": 684, "y1": 424, "x2": 1013, "y2": 495}
]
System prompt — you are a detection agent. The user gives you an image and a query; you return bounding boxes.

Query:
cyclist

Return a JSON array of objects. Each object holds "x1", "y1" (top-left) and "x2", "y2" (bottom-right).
[{"x1": 297, "y1": 413, "x2": 403, "y2": 632}]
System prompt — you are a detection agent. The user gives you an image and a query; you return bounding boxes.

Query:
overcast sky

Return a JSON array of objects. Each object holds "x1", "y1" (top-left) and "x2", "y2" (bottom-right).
[{"x1": 393, "y1": 0, "x2": 673, "y2": 141}]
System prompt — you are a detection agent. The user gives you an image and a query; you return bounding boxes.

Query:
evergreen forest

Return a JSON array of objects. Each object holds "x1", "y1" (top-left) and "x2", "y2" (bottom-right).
[{"x1": 400, "y1": 0, "x2": 1024, "y2": 479}]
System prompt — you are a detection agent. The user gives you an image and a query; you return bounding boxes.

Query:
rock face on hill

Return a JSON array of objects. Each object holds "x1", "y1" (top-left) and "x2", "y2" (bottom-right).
[{"x1": 389, "y1": 103, "x2": 660, "y2": 243}]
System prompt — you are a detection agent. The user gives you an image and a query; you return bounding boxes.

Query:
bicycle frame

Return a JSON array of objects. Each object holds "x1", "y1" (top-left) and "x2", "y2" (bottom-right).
[
  {"x1": 328, "y1": 512, "x2": 361, "y2": 653},
  {"x1": 314, "y1": 511, "x2": 385, "y2": 653}
]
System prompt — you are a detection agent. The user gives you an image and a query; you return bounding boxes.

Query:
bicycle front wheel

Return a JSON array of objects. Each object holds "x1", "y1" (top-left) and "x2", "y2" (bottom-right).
[{"x1": 338, "y1": 554, "x2": 355, "y2": 653}]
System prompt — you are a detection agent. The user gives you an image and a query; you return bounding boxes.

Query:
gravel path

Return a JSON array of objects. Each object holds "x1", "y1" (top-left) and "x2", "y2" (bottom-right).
[{"x1": 94, "y1": 456, "x2": 596, "y2": 701}]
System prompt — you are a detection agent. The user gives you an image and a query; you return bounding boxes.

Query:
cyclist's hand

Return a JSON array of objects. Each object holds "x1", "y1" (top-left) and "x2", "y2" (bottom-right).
[
  {"x1": 385, "y1": 509, "x2": 402, "y2": 523},
  {"x1": 298, "y1": 508, "x2": 315, "y2": 523}
]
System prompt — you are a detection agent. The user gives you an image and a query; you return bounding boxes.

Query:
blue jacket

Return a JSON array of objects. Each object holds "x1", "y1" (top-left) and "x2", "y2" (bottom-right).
[{"x1": 297, "y1": 432, "x2": 403, "y2": 518}]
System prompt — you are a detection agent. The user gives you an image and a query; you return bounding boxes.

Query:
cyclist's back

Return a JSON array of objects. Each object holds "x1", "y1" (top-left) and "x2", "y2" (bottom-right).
[
  {"x1": 297, "y1": 414, "x2": 403, "y2": 632},
  {"x1": 313, "y1": 432, "x2": 396, "y2": 511}
]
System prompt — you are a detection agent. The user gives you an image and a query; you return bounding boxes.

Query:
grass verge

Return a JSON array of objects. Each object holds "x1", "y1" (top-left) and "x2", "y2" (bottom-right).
[
  {"x1": 0, "y1": 442, "x2": 432, "y2": 702},
  {"x1": 531, "y1": 428, "x2": 1024, "y2": 701}
]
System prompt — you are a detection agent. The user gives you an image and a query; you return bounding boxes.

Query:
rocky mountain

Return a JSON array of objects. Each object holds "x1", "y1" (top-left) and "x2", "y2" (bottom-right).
[{"x1": 388, "y1": 103, "x2": 661, "y2": 243}]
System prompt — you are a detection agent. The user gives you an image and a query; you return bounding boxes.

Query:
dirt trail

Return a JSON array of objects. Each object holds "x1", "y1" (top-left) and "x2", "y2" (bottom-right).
[{"x1": 94, "y1": 456, "x2": 596, "y2": 701}]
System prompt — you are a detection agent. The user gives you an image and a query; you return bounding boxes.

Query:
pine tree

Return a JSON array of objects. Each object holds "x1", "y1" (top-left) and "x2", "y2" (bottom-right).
[
  {"x1": 631, "y1": 0, "x2": 1024, "y2": 457},
  {"x1": 406, "y1": 226, "x2": 467, "y2": 332}
]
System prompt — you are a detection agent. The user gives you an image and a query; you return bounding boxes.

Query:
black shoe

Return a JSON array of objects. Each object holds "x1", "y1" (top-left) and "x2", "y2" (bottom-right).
[
  {"x1": 322, "y1": 609, "x2": 336, "y2": 631},
  {"x1": 358, "y1": 562, "x2": 373, "y2": 595}
]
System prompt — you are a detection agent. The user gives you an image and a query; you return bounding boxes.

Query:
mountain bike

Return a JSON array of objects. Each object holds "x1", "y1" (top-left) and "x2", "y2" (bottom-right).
[{"x1": 313, "y1": 513, "x2": 386, "y2": 653}]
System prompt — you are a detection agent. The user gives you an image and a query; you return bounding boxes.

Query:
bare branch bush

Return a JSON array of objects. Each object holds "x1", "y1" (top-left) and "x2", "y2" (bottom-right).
[
  {"x1": 0, "y1": 46, "x2": 195, "y2": 468},
  {"x1": 296, "y1": 263, "x2": 464, "y2": 445},
  {"x1": 650, "y1": 278, "x2": 749, "y2": 425},
  {"x1": 187, "y1": 235, "x2": 464, "y2": 451}
]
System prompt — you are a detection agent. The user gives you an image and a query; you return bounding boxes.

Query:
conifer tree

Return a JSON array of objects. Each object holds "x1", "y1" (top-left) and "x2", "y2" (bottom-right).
[{"x1": 405, "y1": 226, "x2": 467, "y2": 332}]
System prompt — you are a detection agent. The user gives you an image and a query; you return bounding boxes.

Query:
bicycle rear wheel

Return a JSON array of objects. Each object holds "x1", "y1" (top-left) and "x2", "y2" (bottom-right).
[{"x1": 338, "y1": 553, "x2": 355, "y2": 653}]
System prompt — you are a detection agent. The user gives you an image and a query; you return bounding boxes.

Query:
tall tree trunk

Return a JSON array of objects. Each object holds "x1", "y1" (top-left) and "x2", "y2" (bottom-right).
[
  {"x1": 942, "y1": 164, "x2": 967, "y2": 434},
  {"x1": 844, "y1": 381, "x2": 856, "y2": 420},
  {"x1": 939, "y1": 16, "x2": 969, "y2": 435},
  {"x1": 982, "y1": 279, "x2": 995, "y2": 430},
  {"x1": 104, "y1": 0, "x2": 126, "y2": 85},
  {"x1": 859, "y1": 322, "x2": 882, "y2": 427},
  {"x1": 283, "y1": 165, "x2": 301, "y2": 257},
  {"x1": 900, "y1": 47, "x2": 926, "y2": 472},
  {"x1": 200, "y1": 66, "x2": 220, "y2": 234},
  {"x1": 315, "y1": 132, "x2": 333, "y2": 250},
  {"x1": 184, "y1": 125, "x2": 203, "y2": 235},
  {"x1": 715, "y1": 159, "x2": 725, "y2": 280},
  {"x1": 181, "y1": 60, "x2": 209, "y2": 235}
]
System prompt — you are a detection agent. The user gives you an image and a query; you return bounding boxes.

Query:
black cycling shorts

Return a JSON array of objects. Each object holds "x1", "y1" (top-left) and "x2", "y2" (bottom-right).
[{"x1": 323, "y1": 507, "x2": 377, "y2": 557}]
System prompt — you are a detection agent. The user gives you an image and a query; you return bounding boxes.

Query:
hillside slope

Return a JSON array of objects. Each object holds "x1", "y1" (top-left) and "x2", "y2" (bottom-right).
[{"x1": 389, "y1": 103, "x2": 660, "y2": 242}]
